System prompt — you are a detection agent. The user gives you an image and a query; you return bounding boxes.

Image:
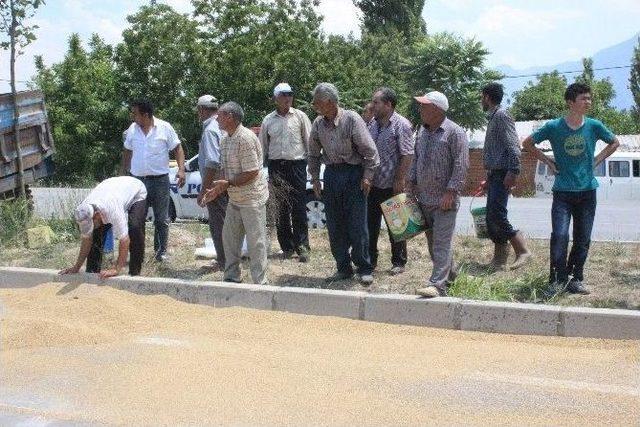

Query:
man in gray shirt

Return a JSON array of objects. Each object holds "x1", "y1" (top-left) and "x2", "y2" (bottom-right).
[
  {"x1": 480, "y1": 83, "x2": 531, "y2": 271},
  {"x1": 309, "y1": 83, "x2": 380, "y2": 285},
  {"x1": 409, "y1": 91, "x2": 469, "y2": 298},
  {"x1": 196, "y1": 94, "x2": 227, "y2": 271}
]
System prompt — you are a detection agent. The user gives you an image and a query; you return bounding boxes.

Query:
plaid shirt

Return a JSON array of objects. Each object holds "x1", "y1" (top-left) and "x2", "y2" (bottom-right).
[
  {"x1": 368, "y1": 112, "x2": 415, "y2": 189},
  {"x1": 308, "y1": 108, "x2": 380, "y2": 181},
  {"x1": 410, "y1": 118, "x2": 469, "y2": 207},
  {"x1": 482, "y1": 106, "x2": 521, "y2": 173}
]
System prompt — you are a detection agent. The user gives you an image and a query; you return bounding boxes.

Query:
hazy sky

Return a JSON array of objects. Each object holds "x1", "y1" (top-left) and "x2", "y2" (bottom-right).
[{"x1": 2, "y1": 0, "x2": 639, "y2": 91}]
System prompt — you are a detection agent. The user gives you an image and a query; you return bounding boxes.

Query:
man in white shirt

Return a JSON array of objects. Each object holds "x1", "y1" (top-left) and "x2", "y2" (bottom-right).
[
  {"x1": 258, "y1": 83, "x2": 312, "y2": 262},
  {"x1": 59, "y1": 176, "x2": 147, "y2": 278},
  {"x1": 195, "y1": 94, "x2": 228, "y2": 271},
  {"x1": 122, "y1": 99, "x2": 186, "y2": 262}
]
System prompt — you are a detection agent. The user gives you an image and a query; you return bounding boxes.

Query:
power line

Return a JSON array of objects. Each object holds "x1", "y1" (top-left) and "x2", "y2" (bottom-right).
[{"x1": 501, "y1": 64, "x2": 632, "y2": 79}]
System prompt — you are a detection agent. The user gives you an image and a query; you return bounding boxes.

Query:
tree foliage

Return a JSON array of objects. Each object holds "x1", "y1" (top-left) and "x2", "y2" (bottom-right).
[
  {"x1": 353, "y1": 0, "x2": 426, "y2": 40},
  {"x1": 630, "y1": 36, "x2": 640, "y2": 119},
  {"x1": 35, "y1": 34, "x2": 129, "y2": 184},
  {"x1": 406, "y1": 32, "x2": 502, "y2": 130}
]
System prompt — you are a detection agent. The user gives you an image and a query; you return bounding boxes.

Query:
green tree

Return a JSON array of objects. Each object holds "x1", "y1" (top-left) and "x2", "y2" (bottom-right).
[
  {"x1": 115, "y1": 4, "x2": 206, "y2": 154},
  {"x1": 510, "y1": 71, "x2": 568, "y2": 121},
  {"x1": 35, "y1": 33, "x2": 128, "y2": 184},
  {"x1": 405, "y1": 32, "x2": 501, "y2": 130},
  {"x1": 630, "y1": 36, "x2": 640, "y2": 119},
  {"x1": 0, "y1": 0, "x2": 45, "y2": 196},
  {"x1": 353, "y1": 0, "x2": 426, "y2": 40}
]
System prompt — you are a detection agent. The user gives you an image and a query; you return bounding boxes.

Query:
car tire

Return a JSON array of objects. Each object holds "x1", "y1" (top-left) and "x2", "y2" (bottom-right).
[{"x1": 305, "y1": 190, "x2": 326, "y2": 229}]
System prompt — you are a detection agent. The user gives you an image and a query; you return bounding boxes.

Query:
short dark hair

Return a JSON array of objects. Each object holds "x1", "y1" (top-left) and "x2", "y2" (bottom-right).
[
  {"x1": 564, "y1": 83, "x2": 591, "y2": 102},
  {"x1": 375, "y1": 87, "x2": 397, "y2": 108},
  {"x1": 130, "y1": 98, "x2": 154, "y2": 117},
  {"x1": 482, "y1": 83, "x2": 504, "y2": 104}
]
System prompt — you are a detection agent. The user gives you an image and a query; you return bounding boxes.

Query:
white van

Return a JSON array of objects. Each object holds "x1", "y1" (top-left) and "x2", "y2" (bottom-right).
[{"x1": 535, "y1": 151, "x2": 640, "y2": 200}]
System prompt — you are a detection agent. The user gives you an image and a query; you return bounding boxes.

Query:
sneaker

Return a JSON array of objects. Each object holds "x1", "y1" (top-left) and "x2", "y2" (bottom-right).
[
  {"x1": 416, "y1": 285, "x2": 447, "y2": 298},
  {"x1": 155, "y1": 253, "x2": 169, "y2": 262},
  {"x1": 325, "y1": 271, "x2": 354, "y2": 283},
  {"x1": 359, "y1": 274, "x2": 374, "y2": 285},
  {"x1": 389, "y1": 266, "x2": 405, "y2": 276},
  {"x1": 542, "y1": 281, "x2": 566, "y2": 300},
  {"x1": 566, "y1": 278, "x2": 590, "y2": 295},
  {"x1": 297, "y1": 246, "x2": 310, "y2": 263}
]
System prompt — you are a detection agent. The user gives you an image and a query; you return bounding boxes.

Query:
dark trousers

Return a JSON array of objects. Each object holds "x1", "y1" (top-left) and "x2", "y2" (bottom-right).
[
  {"x1": 86, "y1": 200, "x2": 147, "y2": 275},
  {"x1": 207, "y1": 192, "x2": 228, "y2": 267},
  {"x1": 550, "y1": 190, "x2": 597, "y2": 284},
  {"x1": 367, "y1": 186, "x2": 407, "y2": 268},
  {"x1": 486, "y1": 169, "x2": 518, "y2": 244},
  {"x1": 136, "y1": 174, "x2": 170, "y2": 258},
  {"x1": 323, "y1": 164, "x2": 372, "y2": 275},
  {"x1": 268, "y1": 159, "x2": 309, "y2": 253}
]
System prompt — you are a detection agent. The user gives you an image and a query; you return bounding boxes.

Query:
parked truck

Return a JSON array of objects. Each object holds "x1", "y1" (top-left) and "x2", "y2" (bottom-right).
[{"x1": 0, "y1": 90, "x2": 55, "y2": 199}]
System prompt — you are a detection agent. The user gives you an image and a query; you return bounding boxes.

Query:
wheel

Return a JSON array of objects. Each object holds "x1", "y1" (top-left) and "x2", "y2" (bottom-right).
[{"x1": 305, "y1": 190, "x2": 326, "y2": 229}]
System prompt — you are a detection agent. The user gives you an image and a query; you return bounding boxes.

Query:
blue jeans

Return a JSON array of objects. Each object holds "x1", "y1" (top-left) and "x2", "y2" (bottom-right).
[
  {"x1": 486, "y1": 169, "x2": 518, "y2": 244},
  {"x1": 136, "y1": 174, "x2": 170, "y2": 258},
  {"x1": 323, "y1": 164, "x2": 372, "y2": 275},
  {"x1": 550, "y1": 190, "x2": 597, "y2": 284}
]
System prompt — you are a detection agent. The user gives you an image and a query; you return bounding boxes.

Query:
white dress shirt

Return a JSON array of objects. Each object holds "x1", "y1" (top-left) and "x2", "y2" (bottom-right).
[{"x1": 124, "y1": 117, "x2": 181, "y2": 176}]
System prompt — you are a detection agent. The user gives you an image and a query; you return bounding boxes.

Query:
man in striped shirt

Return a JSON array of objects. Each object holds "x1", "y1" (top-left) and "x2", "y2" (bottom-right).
[
  {"x1": 367, "y1": 87, "x2": 414, "y2": 275},
  {"x1": 409, "y1": 91, "x2": 469, "y2": 298}
]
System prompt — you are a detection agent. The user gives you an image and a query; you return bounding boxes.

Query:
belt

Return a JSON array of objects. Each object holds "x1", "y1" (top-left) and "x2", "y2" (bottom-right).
[{"x1": 133, "y1": 173, "x2": 168, "y2": 179}]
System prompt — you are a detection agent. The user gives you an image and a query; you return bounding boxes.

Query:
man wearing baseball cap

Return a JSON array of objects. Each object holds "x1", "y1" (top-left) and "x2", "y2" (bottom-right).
[
  {"x1": 59, "y1": 176, "x2": 148, "y2": 279},
  {"x1": 196, "y1": 94, "x2": 228, "y2": 271},
  {"x1": 409, "y1": 91, "x2": 469, "y2": 298},
  {"x1": 258, "y1": 82, "x2": 312, "y2": 262}
]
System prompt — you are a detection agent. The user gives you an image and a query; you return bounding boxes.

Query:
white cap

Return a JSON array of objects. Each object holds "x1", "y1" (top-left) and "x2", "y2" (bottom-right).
[
  {"x1": 414, "y1": 91, "x2": 449, "y2": 112},
  {"x1": 74, "y1": 203, "x2": 95, "y2": 236},
  {"x1": 197, "y1": 94, "x2": 218, "y2": 108},
  {"x1": 273, "y1": 82, "x2": 294, "y2": 97}
]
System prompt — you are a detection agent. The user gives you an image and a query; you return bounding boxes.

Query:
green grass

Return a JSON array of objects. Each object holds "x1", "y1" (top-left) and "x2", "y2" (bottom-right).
[{"x1": 448, "y1": 269, "x2": 549, "y2": 303}]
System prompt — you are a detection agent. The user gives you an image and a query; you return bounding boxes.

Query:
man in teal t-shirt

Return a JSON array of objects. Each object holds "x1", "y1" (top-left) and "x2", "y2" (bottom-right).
[{"x1": 523, "y1": 83, "x2": 619, "y2": 297}]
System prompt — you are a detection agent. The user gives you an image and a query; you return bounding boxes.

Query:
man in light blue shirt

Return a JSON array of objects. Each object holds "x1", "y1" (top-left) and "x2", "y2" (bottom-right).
[
  {"x1": 523, "y1": 83, "x2": 620, "y2": 297},
  {"x1": 196, "y1": 94, "x2": 228, "y2": 271}
]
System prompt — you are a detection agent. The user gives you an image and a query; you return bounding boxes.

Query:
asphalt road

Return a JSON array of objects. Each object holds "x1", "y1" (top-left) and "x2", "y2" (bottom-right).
[
  {"x1": 31, "y1": 188, "x2": 640, "y2": 242},
  {"x1": 1, "y1": 283, "x2": 638, "y2": 426}
]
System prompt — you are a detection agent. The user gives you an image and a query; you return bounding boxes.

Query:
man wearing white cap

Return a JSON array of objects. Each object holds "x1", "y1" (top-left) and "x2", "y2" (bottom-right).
[
  {"x1": 258, "y1": 83, "x2": 312, "y2": 262},
  {"x1": 196, "y1": 94, "x2": 227, "y2": 271},
  {"x1": 409, "y1": 91, "x2": 469, "y2": 298},
  {"x1": 59, "y1": 176, "x2": 148, "y2": 279}
]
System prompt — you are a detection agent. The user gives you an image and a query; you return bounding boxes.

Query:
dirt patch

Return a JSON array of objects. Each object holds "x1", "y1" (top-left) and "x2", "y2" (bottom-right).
[{"x1": 0, "y1": 283, "x2": 638, "y2": 425}]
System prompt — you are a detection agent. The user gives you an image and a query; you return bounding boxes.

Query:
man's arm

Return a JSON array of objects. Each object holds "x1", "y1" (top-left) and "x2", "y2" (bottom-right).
[
  {"x1": 595, "y1": 136, "x2": 620, "y2": 167},
  {"x1": 351, "y1": 114, "x2": 380, "y2": 182},
  {"x1": 121, "y1": 149, "x2": 132, "y2": 176},
  {"x1": 172, "y1": 144, "x2": 186, "y2": 187},
  {"x1": 442, "y1": 129, "x2": 469, "y2": 210},
  {"x1": 99, "y1": 237, "x2": 130, "y2": 279},
  {"x1": 203, "y1": 170, "x2": 259, "y2": 204},
  {"x1": 300, "y1": 111, "x2": 312, "y2": 157},
  {"x1": 393, "y1": 155, "x2": 414, "y2": 195},
  {"x1": 59, "y1": 236, "x2": 92, "y2": 274},
  {"x1": 522, "y1": 135, "x2": 558, "y2": 174}
]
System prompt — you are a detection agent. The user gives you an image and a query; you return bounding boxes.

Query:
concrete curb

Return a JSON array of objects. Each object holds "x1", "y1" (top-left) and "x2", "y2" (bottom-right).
[{"x1": 1, "y1": 266, "x2": 639, "y2": 340}]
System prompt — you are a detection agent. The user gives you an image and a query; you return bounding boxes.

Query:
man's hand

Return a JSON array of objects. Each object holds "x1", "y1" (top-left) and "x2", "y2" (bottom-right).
[
  {"x1": 476, "y1": 180, "x2": 488, "y2": 196},
  {"x1": 361, "y1": 178, "x2": 372, "y2": 196},
  {"x1": 406, "y1": 182, "x2": 416, "y2": 196},
  {"x1": 203, "y1": 180, "x2": 229, "y2": 204},
  {"x1": 197, "y1": 189, "x2": 206, "y2": 207},
  {"x1": 503, "y1": 171, "x2": 518, "y2": 192},
  {"x1": 99, "y1": 268, "x2": 120, "y2": 279},
  {"x1": 392, "y1": 177, "x2": 406, "y2": 195},
  {"x1": 547, "y1": 159, "x2": 559, "y2": 175},
  {"x1": 176, "y1": 169, "x2": 186, "y2": 188},
  {"x1": 440, "y1": 189, "x2": 457, "y2": 211},
  {"x1": 312, "y1": 180, "x2": 322, "y2": 199},
  {"x1": 59, "y1": 266, "x2": 80, "y2": 275}
]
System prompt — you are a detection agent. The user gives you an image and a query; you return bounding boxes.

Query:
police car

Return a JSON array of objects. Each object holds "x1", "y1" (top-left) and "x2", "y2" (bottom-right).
[{"x1": 166, "y1": 154, "x2": 327, "y2": 228}]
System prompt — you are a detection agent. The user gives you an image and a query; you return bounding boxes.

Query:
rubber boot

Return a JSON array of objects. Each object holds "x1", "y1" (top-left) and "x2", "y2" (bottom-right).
[
  {"x1": 509, "y1": 231, "x2": 532, "y2": 270},
  {"x1": 488, "y1": 243, "x2": 510, "y2": 272}
]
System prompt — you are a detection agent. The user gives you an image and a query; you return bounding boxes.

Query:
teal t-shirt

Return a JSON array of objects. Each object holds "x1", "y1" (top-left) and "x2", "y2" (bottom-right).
[{"x1": 532, "y1": 117, "x2": 615, "y2": 191}]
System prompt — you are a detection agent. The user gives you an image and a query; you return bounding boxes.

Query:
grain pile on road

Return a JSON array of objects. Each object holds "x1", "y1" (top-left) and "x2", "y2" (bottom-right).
[{"x1": 0, "y1": 282, "x2": 638, "y2": 425}]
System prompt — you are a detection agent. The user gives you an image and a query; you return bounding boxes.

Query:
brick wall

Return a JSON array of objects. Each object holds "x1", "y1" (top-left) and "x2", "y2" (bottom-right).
[{"x1": 462, "y1": 149, "x2": 538, "y2": 197}]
